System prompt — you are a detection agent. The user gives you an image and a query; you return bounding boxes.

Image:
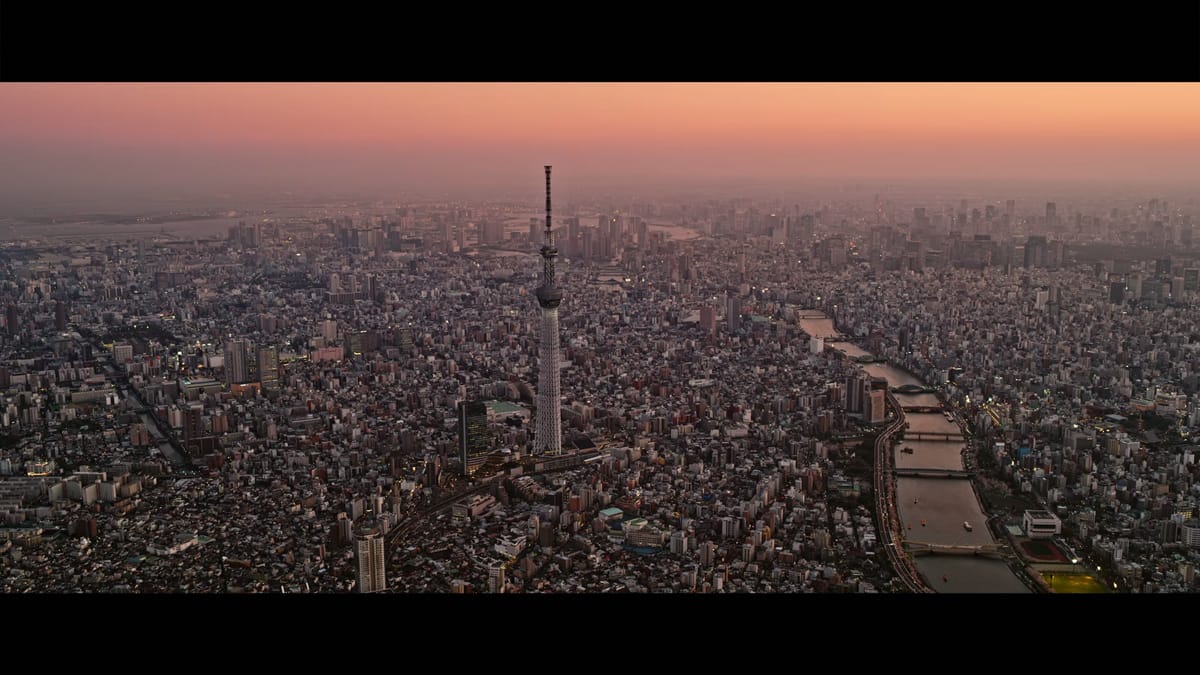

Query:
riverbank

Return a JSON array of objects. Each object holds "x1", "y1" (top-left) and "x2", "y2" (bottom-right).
[{"x1": 799, "y1": 309, "x2": 1033, "y2": 593}]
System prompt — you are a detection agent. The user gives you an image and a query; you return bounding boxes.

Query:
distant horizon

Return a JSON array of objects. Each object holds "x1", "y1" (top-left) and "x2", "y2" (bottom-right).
[
  {"x1": 4, "y1": 172, "x2": 1196, "y2": 220},
  {"x1": 2, "y1": 83, "x2": 1200, "y2": 216}
]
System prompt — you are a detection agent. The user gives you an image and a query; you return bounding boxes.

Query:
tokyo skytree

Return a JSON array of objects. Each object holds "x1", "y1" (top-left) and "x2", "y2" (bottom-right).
[{"x1": 534, "y1": 165, "x2": 563, "y2": 455}]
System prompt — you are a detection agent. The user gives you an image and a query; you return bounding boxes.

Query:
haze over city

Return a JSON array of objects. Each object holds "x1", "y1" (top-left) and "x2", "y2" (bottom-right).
[{"x1": 2, "y1": 83, "x2": 1200, "y2": 215}]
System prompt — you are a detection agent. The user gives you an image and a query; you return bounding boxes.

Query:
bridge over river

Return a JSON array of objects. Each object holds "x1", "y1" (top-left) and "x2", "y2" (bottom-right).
[
  {"x1": 894, "y1": 467, "x2": 973, "y2": 479},
  {"x1": 902, "y1": 431, "x2": 965, "y2": 441},
  {"x1": 905, "y1": 541, "x2": 1003, "y2": 558}
]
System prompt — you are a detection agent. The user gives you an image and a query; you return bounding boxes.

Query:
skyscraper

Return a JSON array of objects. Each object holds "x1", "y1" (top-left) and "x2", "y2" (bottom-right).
[
  {"x1": 699, "y1": 305, "x2": 716, "y2": 334},
  {"x1": 224, "y1": 339, "x2": 250, "y2": 385},
  {"x1": 845, "y1": 373, "x2": 865, "y2": 414},
  {"x1": 726, "y1": 293, "x2": 742, "y2": 333},
  {"x1": 868, "y1": 388, "x2": 887, "y2": 424},
  {"x1": 534, "y1": 166, "x2": 563, "y2": 456},
  {"x1": 183, "y1": 403, "x2": 204, "y2": 444},
  {"x1": 1023, "y1": 236, "x2": 1048, "y2": 269},
  {"x1": 355, "y1": 530, "x2": 386, "y2": 593},
  {"x1": 459, "y1": 400, "x2": 491, "y2": 475},
  {"x1": 256, "y1": 345, "x2": 279, "y2": 390},
  {"x1": 54, "y1": 300, "x2": 67, "y2": 331}
]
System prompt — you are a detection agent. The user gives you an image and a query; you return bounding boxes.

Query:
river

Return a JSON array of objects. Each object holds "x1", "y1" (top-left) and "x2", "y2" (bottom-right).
[{"x1": 797, "y1": 312, "x2": 1029, "y2": 593}]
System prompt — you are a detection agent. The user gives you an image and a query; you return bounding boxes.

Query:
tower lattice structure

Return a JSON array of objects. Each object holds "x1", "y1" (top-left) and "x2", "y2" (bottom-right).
[{"x1": 534, "y1": 165, "x2": 563, "y2": 455}]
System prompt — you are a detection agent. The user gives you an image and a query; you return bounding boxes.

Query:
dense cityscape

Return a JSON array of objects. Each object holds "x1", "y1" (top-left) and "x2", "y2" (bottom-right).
[
  {"x1": 2, "y1": 82, "x2": 1199, "y2": 595},
  {"x1": 1, "y1": 171, "x2": 1198, "y2": 594}
]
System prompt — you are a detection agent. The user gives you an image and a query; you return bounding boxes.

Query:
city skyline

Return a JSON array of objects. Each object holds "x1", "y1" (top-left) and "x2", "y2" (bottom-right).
[
  {"x1": 1, "y1": 160, "x2": 1196, "y2": 594},
  {"x1": 2, "y1": 80, "x2": 1200, "y2": 596}
]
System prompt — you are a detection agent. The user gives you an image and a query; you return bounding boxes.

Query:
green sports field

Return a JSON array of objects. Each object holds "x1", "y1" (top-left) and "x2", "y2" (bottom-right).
[{"x1": 1042, "y1": 573, "x2": 1109, "y2": 593}]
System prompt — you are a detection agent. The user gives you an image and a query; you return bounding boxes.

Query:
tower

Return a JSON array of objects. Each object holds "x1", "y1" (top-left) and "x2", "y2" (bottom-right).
[
  {"x1": 534, "y1": 165, "x2": 563, "y2": 456},
  {"x1": 459, "y1": 400, "x2": 491, "y2": 475},
  {"x1": 355, "y1": 530, "x2": 386, "y2": 593}
]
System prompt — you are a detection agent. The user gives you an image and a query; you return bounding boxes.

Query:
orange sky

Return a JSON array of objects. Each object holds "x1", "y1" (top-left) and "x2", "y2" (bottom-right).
[
  {"x1": 5, "y1": 82, "x2": 1200, "y2": 146},
  {"x1": 1, "y1": 83, "x2": 1198, "y2": 205}
]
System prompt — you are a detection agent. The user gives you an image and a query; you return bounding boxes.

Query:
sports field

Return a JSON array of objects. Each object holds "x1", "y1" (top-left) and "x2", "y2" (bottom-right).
[
  {"x1": 1020, "y1": 539, "x2": 1069, "y2": 562},
  {"x1": 1042, "y1": 572, "x2": 1109, "y2": 593}
]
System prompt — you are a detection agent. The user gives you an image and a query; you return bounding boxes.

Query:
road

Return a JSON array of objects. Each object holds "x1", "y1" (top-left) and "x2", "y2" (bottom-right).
[
  {"x1": 384, "y1": 479, "x2": 496, "y2": 552},
  {"x1": 875, "y1": 394, "x2": 933, "y2": 593},
  {"x1": 384, "y1": 460, "x2": 602, "y2": 555}
]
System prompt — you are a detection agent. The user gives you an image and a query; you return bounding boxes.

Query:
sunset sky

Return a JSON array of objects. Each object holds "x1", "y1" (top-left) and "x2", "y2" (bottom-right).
[{"x1": 1, "y1": 83, "x2": 1198, "y2": 209}]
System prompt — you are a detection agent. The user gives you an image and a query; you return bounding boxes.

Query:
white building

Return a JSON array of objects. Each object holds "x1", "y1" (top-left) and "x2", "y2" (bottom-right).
[
  {"x1": 1022, "y1": 509, "x2": 1062, "y2": 539},
  {"x1": 488, "y1": 564, "x2": 506, "y2": 593},
  {"x1": 494, "y1": 535, "x2": 527, "y2": 558},
  {"x1": 1181, "y1": 520, "x2": 1200, "y2": 549}
]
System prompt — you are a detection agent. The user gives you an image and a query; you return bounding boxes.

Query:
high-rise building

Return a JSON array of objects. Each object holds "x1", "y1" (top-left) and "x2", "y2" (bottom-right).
[
  {"x1": 258, "y1": 314, "x2": 277, "y2": 334},
  {"x1": 5, "y1": 305, "x2": 18, "y2": 336},
  {"x1": 845, "y1": 373, "x2": 865, "y2": 414},
  {"x1": 54, "y1": 300, "x2": 67, "y2": 331},
  {"x1": 322, "y1": 319, "x2": 338, "y2": 343},
  {"x1": 355, "y1": 530, "x2": 386, "y2": 593},
  {"x1": 567, "y1": 216, "x2": 580, "y2": 257},
  {"x1": 256, "y1": 345, "x2": 279, "y2": 390},
  {"x1": 1048, "y1": 240, "x2": 1065, "y2": 269},
  {"x1": 224, "y1": 339, "x2": 250, "y2": 385},
  {"x1": 488, "y1": 563, "x2": 506, "y2": 593},
  {"x1": 1129, "y1": 273, "x2": 1144, "y2": 299},
  {"x1": 183, "y1": 403, "x2": 207, "y2": 455},
  {"x1": 828, "y1": 235, "x2": 847, "y2": 268},
  {"x1": 1023, "y1": 236, "x2": 1048, "y2": 269},
  {"x1": 111, "y1": 342, "x2": 133, "y2": 364},
  {"x1": 534, "y1": 166, "x2": 563, "y2": 456},
  {"x1": 397, "y1": 325, "x2": 414, "y2": 352},
  {"x1": 1045, "y1": 202, "x2": 1057, "y2": 228},
  {"x1": 726, "y1": 294, "x2": 742, "y2": 333},
  {"x1": 1184, "y1": 268, "x2": 1200, "y2": 291},
  {"x1": 868, "y1": 389, "x2": 887, "y2": 424},
  {"x1": 699, "y1": 305, "x2": 716, "y2": 334},
  {"x1": 459, "y1": 400, "x2": 491, "y2": 475}
]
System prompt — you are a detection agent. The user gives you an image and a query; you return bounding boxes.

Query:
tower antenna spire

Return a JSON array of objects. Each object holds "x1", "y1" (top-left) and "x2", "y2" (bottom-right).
[{"x1": 545, "y1": 165, "x2": 553, "y2": 246}]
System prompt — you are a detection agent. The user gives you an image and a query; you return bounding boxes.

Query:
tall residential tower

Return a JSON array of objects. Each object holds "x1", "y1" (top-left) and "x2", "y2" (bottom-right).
[
  {"x1": 534, "y1": 165, "x2": 563, "y2": 455},
  {"x1": 355, "y1": 530, "x2": 386, "y2": 593}
]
